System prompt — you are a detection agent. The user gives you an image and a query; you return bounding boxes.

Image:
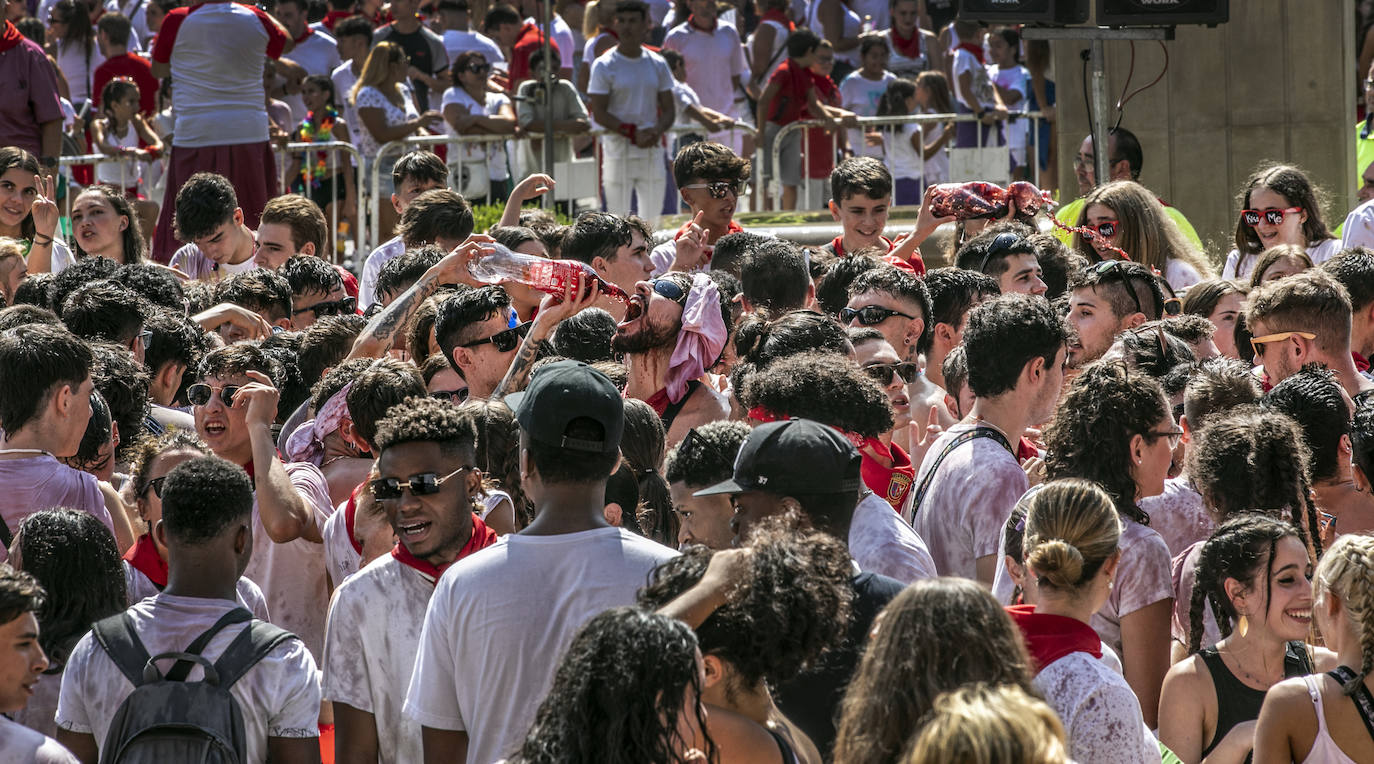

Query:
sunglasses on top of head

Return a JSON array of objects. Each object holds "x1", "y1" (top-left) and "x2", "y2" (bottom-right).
[
  {"x1": 978, "y1": 231, "x2": 1026, "y2": 273},
  {"x1": 1241, "y1": 207, "x2": 1301, "y2": 227}
]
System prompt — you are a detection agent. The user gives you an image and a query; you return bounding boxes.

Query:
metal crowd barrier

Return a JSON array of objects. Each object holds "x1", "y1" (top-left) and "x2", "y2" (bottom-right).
[
  {"x1": 767, "y1": 110, "x2": 1048, "y2": 211},
  {"x1": 270, "y1": 140, "x2": 367, "y2": 264}
]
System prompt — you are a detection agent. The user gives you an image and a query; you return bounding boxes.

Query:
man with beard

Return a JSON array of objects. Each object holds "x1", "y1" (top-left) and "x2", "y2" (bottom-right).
[
  {"x1": 1065, "y1": 260, "x2": 1161, "y2": 369},
  {"x1": 616, "y1": 271, "x2": 731, "y2": 446}
]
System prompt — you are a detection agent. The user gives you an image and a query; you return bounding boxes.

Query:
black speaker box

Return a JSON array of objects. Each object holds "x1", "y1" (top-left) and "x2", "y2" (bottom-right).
[
  {"x1": 1097, "y1": 0, "x2": 1228, "y2": 26},
  {"x1": 957, "y1": 0, "x2": 1090, "y2": 25}
]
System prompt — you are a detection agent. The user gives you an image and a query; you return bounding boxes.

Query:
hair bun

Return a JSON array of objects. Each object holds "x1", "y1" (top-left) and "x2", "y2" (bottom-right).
[{"x1": 1026, "y1": 539, "x2": 1085, "y2": 590}]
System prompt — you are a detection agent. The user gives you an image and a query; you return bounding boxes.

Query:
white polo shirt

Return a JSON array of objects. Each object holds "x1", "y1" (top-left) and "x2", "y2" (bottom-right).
[{"x1": 661, "y1": 20, "x2": 747, "y2": 115}]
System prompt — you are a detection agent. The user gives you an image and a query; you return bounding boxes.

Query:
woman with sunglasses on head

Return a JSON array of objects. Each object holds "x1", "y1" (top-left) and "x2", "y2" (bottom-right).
[
  {"x1": 1072, "y1": 179, "x2": 1216, "y2": 291},
  {"x1": 1182, "y1": 280, "x2": 1249, "y2": 360},
  {"x1": 1160, "y1": 514, "x2": 1331, "y2": 764},
  {"x1": 121, "y1": 430, "x2": 272, "y2": 615},
  {"x1": 442, "y1": 50, "x2": 516, "y2": 201},
  {"x1": 1017, "y1": 360, "x2": 1179, "y2": 730},
  {"x1": 1247, "y1": 245, "x2": 1313, "y2": 289},
  {"x1": 1224, "y1": 164, "x2": 1339, "y2": 281}
]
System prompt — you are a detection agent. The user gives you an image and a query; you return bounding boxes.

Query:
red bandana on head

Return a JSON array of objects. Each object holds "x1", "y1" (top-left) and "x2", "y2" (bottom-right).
[
  {"x1": 391, "y1": 515, "x2": 498, "y2": 585},
  {"x1": 123, "y1": 534, "x2": 169, "y2": 588}
]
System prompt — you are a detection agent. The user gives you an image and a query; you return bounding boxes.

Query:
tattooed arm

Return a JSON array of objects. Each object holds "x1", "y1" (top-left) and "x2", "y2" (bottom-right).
[
  {"x1": 490, "y1": 271, "x2": 602, "y2": 397},
  {"x1": 347, "y1": 238, "x2": 490, "y2": 360}
]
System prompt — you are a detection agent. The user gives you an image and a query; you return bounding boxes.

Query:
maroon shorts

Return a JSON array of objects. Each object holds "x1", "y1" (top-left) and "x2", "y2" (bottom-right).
[{"x1": 150, "y1": 141, "x2": 278, "y2": 264}]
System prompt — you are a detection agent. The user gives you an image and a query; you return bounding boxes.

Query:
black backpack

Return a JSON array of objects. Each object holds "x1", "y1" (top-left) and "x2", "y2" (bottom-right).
[{"x1": 90, "y1": 607, "x2": 297, "y2": 764}]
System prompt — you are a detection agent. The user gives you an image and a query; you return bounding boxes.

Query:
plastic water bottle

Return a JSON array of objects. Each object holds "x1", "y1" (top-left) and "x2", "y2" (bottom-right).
[{"x1": 467, "y1": 242, "x2": 631, "y2": 303}]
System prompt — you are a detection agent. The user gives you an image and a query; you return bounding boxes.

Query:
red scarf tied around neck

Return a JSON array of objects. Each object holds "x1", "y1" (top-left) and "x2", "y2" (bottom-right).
[
  {"x1": 760, "y1": 9, "x2": 795, "y2": 32},
  {"x1": 0, "y1": 21, "x2": 26, "y2": 53},
  {"x1": 889, "y1": 27, "x2": 920, "y2": 59},
  {"x1": 123, "y1": 534, "x2": 169, "y2": 588},
  {"x1": 391, "y1": 515, "x2": 498, "y2": 585},
  {"x1": 956, "y1": 40, "x2": 985, "y2": 64},
  {"x1": 1006, "y1": 604, "x2": 1103, "y2": 673}
]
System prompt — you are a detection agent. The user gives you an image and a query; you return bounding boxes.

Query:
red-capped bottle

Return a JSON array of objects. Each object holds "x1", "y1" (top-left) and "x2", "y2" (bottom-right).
[{"x1": 467, "y1": 243, "x2": 630, "y2": 303}]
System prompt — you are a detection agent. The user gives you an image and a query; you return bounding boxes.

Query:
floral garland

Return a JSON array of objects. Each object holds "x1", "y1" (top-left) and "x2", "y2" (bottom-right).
[{"x1": 297, "y1": 106, "x2": 338, "y2": 190}]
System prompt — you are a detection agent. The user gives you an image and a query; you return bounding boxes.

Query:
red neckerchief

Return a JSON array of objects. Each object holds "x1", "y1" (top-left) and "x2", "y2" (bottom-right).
[
  {"x1": 294, "y1": 27, "x2": 313, "y2": 44},
  {"x1": 687, "y1": 13, "x2": 716, "y2": 32},
  {"x1": 123, "y1": 534, "x2": 169, "y2": 588},
  {"x1": 830, "y1": 236, "x2": 923, "y2": 275},
  {"x1": 0, "y1": 21, "x2": 25, "y2": 53},
  {"x1": 956, "y1": 41, "x2": 984, "y2": 64},
  {"x1": 760, "y1": 9, "x2": 794, "y2": 31},
  {"x1": 1016, "y1": 437, "x2": 1038, "y2": 462},
  {"x1": 242, "y1": 450, "x2": 283, "y2": 480},
  {"x1": 603, "y1": 28, "x2": 619, "y2": 40},
  {"x1": 344, "y1": 481, "x2": 364, "y2": 555},
  {"x1": 1356, "y1": 351, "x2": 1370, "y2": 374},
  {"x1": 860, "y1": 438, "x2": 914, "y2": 510},
  {"x1": 322, "y1": 9, "x2": 352, "y2": 30},
  {"x1": 390, "y1": 515, "x2": 498, "y2": 584},
  {"x1": 1006, "y1": 604, "x2": 1103, "y2": 673},
  {"x1": 646, "y1": 388, "x2": 672, "y2": 416},
  {"x1": 889, "y1": 26, "x2": 920, "y2": 58}
]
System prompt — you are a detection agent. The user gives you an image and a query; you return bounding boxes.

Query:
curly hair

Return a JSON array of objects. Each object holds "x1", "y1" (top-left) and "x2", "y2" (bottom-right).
[
  {"x1": 0, "y1": 563, "x2": 45, "y2": 634},
  {"x1": 15, "y1": 509, "x2": 126, "y2": 672},
  {"x1": 59, "y1": 279, "x2": 148, "y2": 347},
  {"x1": 130, "y1": 429, "x2": 210, "y2": 502},
  {"x1": 90, "y1": 340, "x2": 152, "y2": 461},
  {"x1": 1182, "y1": 357, "x2": 1262, "y2": 431},
  {"x1": 407, "y1": 287, "x2": 461, "y2": 364},
  {"x1": 1262, "y1": 364, "x2": 1349, "y2": 483},
  {"x1": 922, "y1": 267, "x2": 1000, "y2": 344},
  {"x1": 1353, "y1": 396, "x2": 1374, "y2": 488},
  {"x1": 733, "y1": 309, "x2": 851, "y2": 373},
  {"x1": 1187, "y1": 514, "x2": 1303, "y2": 654},
  {"x1": 507, "y1": 607, "x2": 716, "y2": 764},
  {"x1": 740, "y1": 351, "x2": 894, "y2": 438},
  {"x1": 1043, "y1": 361, "x2": 1167, "y2": 525},
  {"x1": 963, "y1": 293, "x2": 1067, "y2": 399},
  {"x1": 671, "y1": 140, "x2": 751, "y2": 188},
  {"x1": 621, "y1": 399, "x2": 674, "y2": 546},
  {"x1": 215, "y1": 269, "x2": 293, "y2": 324},
  {"x1": 636, "y1": 524, "x2": 854, "y2": 692},
  {"x1": 374, "y1": 394, "x2": 478, "y2": 457},
  {"x1": 311, "y1": 356, "x2": 374, "y2": 413},
  {"x1": 374, "y1": 245, "x2": 446, "y2": 305},
  {"x1": 1184, "y1": 405, "x2": 1322, "y2": 557},
  {"x1": 1314, "y1": 533, "x2": 1374, "y2": 694},
  {"x1": 458, "y1": 399, "x2": 530, "y2": 528},
  {"x1": 665, "y1": 420, "x2": 751, "y2": 489},
  {"x1": 833, "y1": 578, "x2": 1038, "y2": 764}
]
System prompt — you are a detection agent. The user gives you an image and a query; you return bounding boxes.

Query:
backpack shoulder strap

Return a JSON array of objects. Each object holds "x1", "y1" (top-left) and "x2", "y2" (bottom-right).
[
  {"x1": 91, "y1": 613, "x2": 153, "y2": 687},
  {"x1": 212, "y1": 620, "x2": 299, "y2": 691},
  {"x1": 909, "y1": 427, "x2": 1013, "y2": 522},
  {"x1": 164, "y1": 607, "x2": 254, "y2": 683}
]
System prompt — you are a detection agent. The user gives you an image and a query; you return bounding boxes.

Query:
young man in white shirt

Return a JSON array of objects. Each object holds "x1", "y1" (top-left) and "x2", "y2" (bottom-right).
[
  {"x1": 910, "y1": 293, "x2": 1067, "y2": 584},
  {"x1": 436, "y1": 0, "x2": 505, "y2": 69},
  {"x1": 403, "y1": 360, "x2": 678, "y2": 764},
  {"x1": 330, "y1": 15, "x2": 373, "y2": 152},
  {"x1": 661, "y1": 0, "x2": 746, "y2": 152},
  {"x1": 650, "y1": 141, "x2": 751, "y2": 276},
  {"x1": 587, "y1": 0, "x2": 675, "y2": 224},
  {"x1": 169, "y1": 172, "x2": 261, "y2": 283},
  {"x1": 357, "y1": 152, "x2": 449, "y2": 310},
  {"x1": 273, "y1": 0, "x2": 340, "y2": 76},
  {"x1": 55, "y1": 455, "x2": 322, "y2": 764},
  {"x1": 0, "y1": 565, "x2": 79, "y2": 764},
  {"x1": 189, "y1": 344, "x2": 335, "y2": 659},
  {"x1": 323, "y1": 396, "x2": 498, "y2": 764}
]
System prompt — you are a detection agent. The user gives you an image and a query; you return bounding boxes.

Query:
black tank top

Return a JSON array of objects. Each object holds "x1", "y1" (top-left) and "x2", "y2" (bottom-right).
[
  {"x1": 1199, "y1": 641, "x2": 1313, "y2": 758},
  {"x1": 660, "y1": 380, "x2": 702, "y2": 432},
  {"x1": 765, "y1": 725, "x2": 799, "y2": 764}
]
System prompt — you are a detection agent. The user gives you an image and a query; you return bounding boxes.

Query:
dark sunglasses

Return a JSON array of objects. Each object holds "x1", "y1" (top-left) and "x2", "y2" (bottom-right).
[
  {"x1": 187, "y1": 383, "x2": 241, "y2": 407},
  {"x1": 650, "y1": 278, "x2": 688, "y2": 305},
  {"x1": 841, "y1": 305, "x2": 915, "y2": 326},
  {"x1": 134, "y1": 329, "x2": 152, "y2": 349},
  {"x1": 863, "y1": 361, "x2": 919, "y2": 385},
  {"x1": 978, "y1": 231, "x2": 1025, "y2": 273},
  {"x1": 460, "y1": 321, "x2": 531, "y2": 352},
  {"x1": 466, "y1": 62, "x2": 492, "y2": 74},
  {"x1": 430, "y1": 388, "x2": 470, "y2": 404},
  {"x1": 293, "y1": 296, "x2": 357, "y2": 318},
  {"x1": 141, "y1": 476, "x2": 167, "y2": 498},
  {"x1": 681, "y1": 181, "x2": 744, "y2": 199},
  {"x1": 1241, "y1": 207, "x2": 1301, "y2": 227},
  {"x1": 1089, "y1": 220, "x2": 1119, "y2": 239},
  {"x1": 371, "y1": 466, "x2": 474, "y2": 501}
]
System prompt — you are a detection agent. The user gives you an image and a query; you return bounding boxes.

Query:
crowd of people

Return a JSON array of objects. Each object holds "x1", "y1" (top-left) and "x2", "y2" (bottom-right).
[{"x1": 3, "y1": 1, "x2": 1374, "y2": 764}]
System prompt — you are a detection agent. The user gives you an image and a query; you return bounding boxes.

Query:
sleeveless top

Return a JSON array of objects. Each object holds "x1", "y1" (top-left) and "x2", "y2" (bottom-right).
[
  {"x1": 1199, "y1": 641, "x2": 1313, "y2": 758},
  {"x1": 766, "y1": 725, "x2": 800, "y2": 764},
  {"x1": 1300, "y1": 674, "x2": 1362, "y2": 764},
  {"x1": 806, "y1": 0, "x2": 861, "y2": 66},
  {"x1": 660, "y1": 379, "x2": 702, "y2": 432}
]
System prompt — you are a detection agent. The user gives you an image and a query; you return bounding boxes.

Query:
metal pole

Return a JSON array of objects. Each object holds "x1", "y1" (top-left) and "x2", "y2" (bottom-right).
[
  {"x1": 1089, "y1": 38, "x2": 1111, "y2": 188},
  {"x1": 541, "y1": 0, "x2": 555, "y2": 208}
]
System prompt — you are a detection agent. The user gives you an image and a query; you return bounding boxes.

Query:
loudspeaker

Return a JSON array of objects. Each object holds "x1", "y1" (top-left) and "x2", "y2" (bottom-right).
[
  {"x1": 1097, "y1": 0, "x2": 1228, "y2": 26},
  {"x1": 957, "y1": 0, "x2": 1090, "y2": 25}
]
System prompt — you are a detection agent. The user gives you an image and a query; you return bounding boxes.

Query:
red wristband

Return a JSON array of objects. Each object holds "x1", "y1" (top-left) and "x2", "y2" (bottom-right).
[{"x1": 618, "y1": 122, "x2": 637, "y2": 141}]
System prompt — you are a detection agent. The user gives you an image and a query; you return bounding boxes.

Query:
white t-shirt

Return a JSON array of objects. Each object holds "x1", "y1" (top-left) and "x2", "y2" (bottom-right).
[
  {"x1": 151, "y1": 1, "x2": 288, "y2": 148},
  {"x1": 881, "y1": 29, "x2": 933, "y2": 78},
  {"x1": 662, "y1": 21, "x2": 747, "y2": 115},
  {"x1": 53, "y1": 41, "x2": 106, "y2": 104},
  {"x1": 1164, "y1": 258, "x2": 1205, "y2": 291},
  {"x1": 1092, "y1": 517, "x2": 1174, "y2": 658},
  {"x1": 1222, "y1": 237, "x2": 1343, "y2": 280},
  {"x1": 170, "y1": 242, "x2": 260, "y2": 281},
  {"x1": 289, "y1": 29, "x2": 341, "y2": 76},
  {"x1": 440, "y1": 86, "x2": 512, "y2": 181},
  {"x1": 322, "y1": 498, "x2": 363, "y2": 588},
  {"x1": 991, "y1": 63, "x2": 1030, "y2": 150},
  {"x1": 587, "y1": 47, "x2": 675, "y2": 131},
  {"x1": 55, "y1": 593, "x2": 322, "y2": 764},
  {"x1": 332, "y1": 62, "x2": 368, "y2": 152},
  {"x1": 104, "y1": 0, "x2": 152, "y2": 49},
  {"x1": 952, "y1": 47, "x2": 998, "y2": 112},
  {"x1": 910, "y1": 424, "x2": 1027, "y2": 579},
  {"x1": 403, "y1": 527, "x2": 678, "y2": 764},
  {"x1": 1033, "y1": 651, "x2": 1161, "y2": 764},
  {"x1": 839, "y1": 70, "x2": 895, "y2": 160},
  {"x1": 1138, "y1": 476, "x2": 1212, "y2": 558},
  {"x1": 671, "y1": 79, "x2": 703, "y2": 131},
  {"x1": 0, "y1": 715, "x2": 78, "y2": 764},
  {"x1": 1342, "y1": 199, "x2": 1374, "y2": 252},
  {"x1": 359, "y1": 235, "x2": 407, "y2": 310},
  {"x1": 441, "y1": 29, "x2": 505, "y2": 68},
  {"x1": 806, "y1": 0, "x2": 861, "y2": 67},
  {"x1": 322, "y1": 554, "x2": 434, "y2": 764},
  {"x1": 121, "y1": 559, "x2": 272, "y2": 621},
  {"x1": 243, "y1": 461, "x2": 336, "y2": 660},
  {"x1": 885, "y1": 122, "x2": 924, "y2": 182},
  {"x1": 920, "y1": 107, "x2": 950, "y2": 185},
  {"x1": 848, "y1": 490, "x2": 936, "y2": 583}
]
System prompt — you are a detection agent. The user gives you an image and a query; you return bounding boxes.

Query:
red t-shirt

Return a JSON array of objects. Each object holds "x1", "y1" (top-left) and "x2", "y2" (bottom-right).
[
  {"x1": 92, "y1": 52, "x2": 159, "y2": 115},
  {"x1": 766, "y1": 59, "x2": 813, "y2": 126},
  {"x1": 805, "y1": 72, "x2": 839, "y2": 180},
  {"x1": 508, "y1": 22, "x2": 560, "y2": 89}
]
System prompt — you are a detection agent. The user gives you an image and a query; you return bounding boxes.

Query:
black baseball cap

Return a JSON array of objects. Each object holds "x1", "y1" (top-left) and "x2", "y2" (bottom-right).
[
  {"x1": 694, "y1": 418, "x2": 862, "y2": 497},
  {"x1": 505, "y1": 360, "x2": 624, "y2": 454}
]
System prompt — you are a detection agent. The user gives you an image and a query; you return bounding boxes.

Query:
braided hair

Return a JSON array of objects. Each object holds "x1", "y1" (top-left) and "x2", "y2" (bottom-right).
[
  {"x1": 1314, "y1": 533, "x2": 1374, "y2": 694},
  {"x1": 1187, "y1": 514, "x2": 1303, "y2": 654}
]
